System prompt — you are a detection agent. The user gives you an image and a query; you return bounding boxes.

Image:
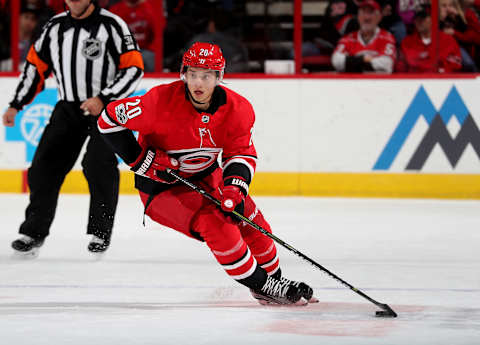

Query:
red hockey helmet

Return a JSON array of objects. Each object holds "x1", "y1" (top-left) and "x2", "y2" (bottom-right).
[{"x1": 180, "y1": 42, "x2": 226, "y2": 82}]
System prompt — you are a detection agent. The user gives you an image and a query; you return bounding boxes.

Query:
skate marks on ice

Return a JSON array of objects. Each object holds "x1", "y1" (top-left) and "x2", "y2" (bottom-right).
[{"x1": 1, "y1": 299, "x2": 479, "y2": 335}]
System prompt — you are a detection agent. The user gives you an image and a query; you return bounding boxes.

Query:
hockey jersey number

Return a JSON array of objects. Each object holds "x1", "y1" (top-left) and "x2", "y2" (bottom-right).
[{"x1": 115, "y1": 98, "x2": 142, "y2": 124}]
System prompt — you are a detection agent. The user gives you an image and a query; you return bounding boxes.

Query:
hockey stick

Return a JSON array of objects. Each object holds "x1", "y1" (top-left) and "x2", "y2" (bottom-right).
[{"x1": 166, "y1": 169, "x2": 397, "y2": 318}]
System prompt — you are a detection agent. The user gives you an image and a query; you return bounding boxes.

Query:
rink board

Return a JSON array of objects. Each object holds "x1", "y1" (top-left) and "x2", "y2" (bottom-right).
[
  {"x1": 1, "y1": 76, "x2": 479, "y2": 198},
  {"x1": 2, "y1": 170, "x2": 480, "y2": 199}
]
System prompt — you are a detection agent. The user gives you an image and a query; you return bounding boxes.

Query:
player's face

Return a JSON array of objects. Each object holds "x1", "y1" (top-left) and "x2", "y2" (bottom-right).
[
  {"x1": 185, "y1": 67, "x2": 218, "y2": 106},
  {"x1": 65, "y1": 0, "x2": 93, "y2": 19},
  {"x1": 358, "y1": 7, "x2": 381, "y2": 33}
]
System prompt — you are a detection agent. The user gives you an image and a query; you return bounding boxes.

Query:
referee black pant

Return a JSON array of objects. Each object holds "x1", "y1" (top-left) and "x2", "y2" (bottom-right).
[{"x1": 19, "y1": 101, "x2": 119, "y2": 241}]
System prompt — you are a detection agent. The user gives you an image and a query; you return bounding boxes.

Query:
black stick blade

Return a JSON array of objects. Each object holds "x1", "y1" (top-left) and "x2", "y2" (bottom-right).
[{"x1": 375, "y1": 304, "x2": 397, "y2": 318}]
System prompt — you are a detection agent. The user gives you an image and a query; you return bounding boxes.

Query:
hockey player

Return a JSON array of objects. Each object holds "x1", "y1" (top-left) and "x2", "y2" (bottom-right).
[{"x1": 98, "y1": 42, "x2": 317, "y2": 305}]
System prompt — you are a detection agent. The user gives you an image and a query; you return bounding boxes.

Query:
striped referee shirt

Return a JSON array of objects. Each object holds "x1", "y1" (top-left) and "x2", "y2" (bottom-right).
[{"x1": 10, "y1": 5, "x2": 144, "y2": 110}]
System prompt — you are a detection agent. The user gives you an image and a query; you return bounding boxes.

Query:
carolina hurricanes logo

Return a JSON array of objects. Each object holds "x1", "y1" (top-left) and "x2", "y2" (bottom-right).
[{"x1": 168, "y1": 148, "x2": 222, "y2": 174}]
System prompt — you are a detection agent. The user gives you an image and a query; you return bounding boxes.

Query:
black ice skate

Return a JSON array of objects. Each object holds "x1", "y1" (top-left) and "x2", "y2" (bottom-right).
[
  {"x1": 278, "y1": 276, "x2": 319, "y2": 303},
  {"x1": 269, "y1": 269, "x2": 318, "y2": 303},
  {"x1": 88, "y1": 235, "x2": 110, "y2": 254},
  {"x1": 250, "y1": 275, "x2": 307, "y2": 305},
  {"x1": 11, "y1": 235, "x2": 44, "y2": 258}
]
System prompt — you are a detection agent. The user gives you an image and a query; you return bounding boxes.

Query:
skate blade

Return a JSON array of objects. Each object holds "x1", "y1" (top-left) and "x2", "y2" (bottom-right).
[
  {"x1": 11, "y1": 248, "x2": 40, "y2": 260},
  {"x1": 89, "y1": 251, "x2": 106, "y2": 261},
  {"x1": 256, "y1": 298, "x2": 309, "y2": 306}
]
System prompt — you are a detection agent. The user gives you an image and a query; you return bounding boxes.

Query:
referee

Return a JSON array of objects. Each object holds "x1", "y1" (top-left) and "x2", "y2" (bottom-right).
[{"x1": 2, "y1": 0, "x2": 144, "y2": 257}]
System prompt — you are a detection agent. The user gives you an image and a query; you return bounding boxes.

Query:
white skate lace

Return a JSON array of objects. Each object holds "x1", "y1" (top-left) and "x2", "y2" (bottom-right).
[
  {"x1": 19, "y1": 235, "x2": 35, "y2": 244},
  {"x1": 90, "y1": 236, "x2": 105, "y2": 244},
  {"x1": 279, "y1": 277, "x2": 300, "y2": 288},
  {"x1": 261, "y1": 277, "x2": 290, "y2": 297}
]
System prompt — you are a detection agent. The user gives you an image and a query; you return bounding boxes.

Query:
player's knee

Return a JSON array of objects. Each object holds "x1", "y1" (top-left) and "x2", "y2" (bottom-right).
[{"x1": 193, "y1": 209, "x2": 240, "y2": 246}]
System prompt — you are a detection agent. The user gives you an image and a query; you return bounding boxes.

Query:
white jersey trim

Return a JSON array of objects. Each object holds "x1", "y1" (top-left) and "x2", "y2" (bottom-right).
[
  {"x1": 229, "y1": 261, "x2": 258, "y2": 280},
  {"x1": 260, "y1": 254, "x2": 279, "y2": 270},
  {"x1": 98, "y1": 125, "x2": 127, "y2": 134},
  {"x1": 212, "y1": 238, "x2": 244, "y2": 257},
  {"x1": 255, "y1": 243, "x2": 275, "y2": 258},
  {"x1": 222, "y1": 249, "x2": 252, "y2": 270}
]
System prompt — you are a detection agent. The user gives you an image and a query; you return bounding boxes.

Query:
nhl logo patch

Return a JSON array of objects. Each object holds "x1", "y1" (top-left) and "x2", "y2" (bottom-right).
[
  {"x1": 115, "y1": 103, "x2": 127, "y2": 124},
  {"x1": 82, "y1": 38, "x2": 102, "y2": 60},
  {"x1": 201, "y1": 115, "x2": 210, "y2": 123}
]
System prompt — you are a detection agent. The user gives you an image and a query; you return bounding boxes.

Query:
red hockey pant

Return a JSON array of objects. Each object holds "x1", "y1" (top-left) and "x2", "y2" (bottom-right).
[{"x1": 139, "y1": 177, "x2": 279, "y2": 281}]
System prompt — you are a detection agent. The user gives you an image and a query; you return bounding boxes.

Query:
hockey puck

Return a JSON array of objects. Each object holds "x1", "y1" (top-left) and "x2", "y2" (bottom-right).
[{"x1": 375, "y1": 310, "x2": 397, "y2": 318}]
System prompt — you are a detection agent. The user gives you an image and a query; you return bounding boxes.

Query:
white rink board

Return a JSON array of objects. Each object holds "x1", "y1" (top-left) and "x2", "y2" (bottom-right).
[{"x1": 1, "y1": 76, "x2": 479, "y2": 173}]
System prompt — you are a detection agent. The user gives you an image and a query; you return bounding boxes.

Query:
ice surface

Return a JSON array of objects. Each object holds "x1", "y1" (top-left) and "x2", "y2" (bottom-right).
[{"x1": 1, "y1": 194, "x2": 479, "y2": 344}]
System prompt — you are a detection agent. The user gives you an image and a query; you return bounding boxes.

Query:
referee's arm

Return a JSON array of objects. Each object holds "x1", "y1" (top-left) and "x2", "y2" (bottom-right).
[
  {"x1": 9, "y1": 46, "x2": 52, "y2": 111},
  {"x1": 97, "y1": 50, "x2": 144, "y2": 106},
  {"x1": 97, "y1": 18, "x2": 145, "y2": 106}
]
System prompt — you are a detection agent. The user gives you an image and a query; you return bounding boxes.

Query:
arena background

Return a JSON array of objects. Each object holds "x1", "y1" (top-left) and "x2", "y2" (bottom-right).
[{"x1": 1, "y1": 74, "x2": 479, "y2": 198}]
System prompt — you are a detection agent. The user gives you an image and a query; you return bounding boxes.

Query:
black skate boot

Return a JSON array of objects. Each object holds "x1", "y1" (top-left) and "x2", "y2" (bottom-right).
[
  {"x1": 11, "y1": 235, "x2": 44, "y2": 258},
  {"x1": 250, "y1": 275, "x2": 305, "y2": 305},
  {"x1": 278, "y1": 277, "x2": 318, "y2": 303},
  {"x1": 88, "y1": 235, "x2": 110, "y2": 254},
  {"x1": 271, "y1": 269, "x2": 318, "y2": 303}
]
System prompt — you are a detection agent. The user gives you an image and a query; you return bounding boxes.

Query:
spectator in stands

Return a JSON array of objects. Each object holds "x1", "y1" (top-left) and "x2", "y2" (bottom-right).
[
  {"x1": 184, "y1": 8, "x2": 249, "y2": 73},
  {"x1": 378, "y1": 0, "x2": 407, "y2": 44},
  {"x1": 397, "y1": 0, "x2": 424, "y2": 33},
  {"x1": 0, "y1": 1, "x2": 41, "y2": 71},
  {"x1": 110, "y1": 0, "x2": 160, "y2": 72},
  {"x1": 46, "y1": 0, "x2": 64, "y2": 13},
  {"x1": 163, "y1": 0, "x2": 215, "y2": 71},
  {"x1": 459, "y1": 0, "x2": 480, "y2": 68},
  {"x1": 0, "y1": 0, "x2": 11, "y2": 67},
  {"x1": 19, "y1": 3, "x2": 39, "y2": 66},
  {"x1": 25, "y1": 0, "x2": 55, "y2": 22},
  {"x1": 396, "y1": 4, "x2": 462, "y2": 72},
  {"x1": 332, "y1": 0, "x2": 396, "y2": 73},
  {"x1": 24, "y1": 0, "x2": 55, "y2": 40},
  {"x1": 305, "y1": 0, "x2": 359, "y2": 57},
  {"x1": 439, "y1": 0, "x2": 479, "y2": 71}
]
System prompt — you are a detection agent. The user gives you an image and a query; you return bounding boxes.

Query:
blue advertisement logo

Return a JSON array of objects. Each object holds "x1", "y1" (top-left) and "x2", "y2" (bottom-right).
[
  {"x1": 5, "y1": 89, "x2": 57, "y2": 162},
  {"x1": 373, "y1": 85, "x2": 480, "y2": 170},
  {"x1": 5, "y1": 88, "x2": 146, "y2": 163}
]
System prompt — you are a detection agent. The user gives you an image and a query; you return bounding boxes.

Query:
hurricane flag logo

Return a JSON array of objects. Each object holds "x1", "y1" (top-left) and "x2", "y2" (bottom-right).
[
  {"x1": 373, "y1": 85, "x2": 480, "y2": 170},
  {"x1": 5, "y1": 88, "x2": 148, "y2": 164},
  {"x1": 5, "y1": 89, "x2": 57, "y2": 162}
]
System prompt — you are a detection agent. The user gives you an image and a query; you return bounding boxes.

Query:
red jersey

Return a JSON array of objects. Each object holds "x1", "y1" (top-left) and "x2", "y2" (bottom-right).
[
  {"x1": 47, "y1": 0, "x2": 65, "y2": 13},
  {"x1": 397, "y1": 31, "x2": 462, "y2": 73},
  {"x1": 332, "y1": 28, "x2": 396, "y2": 72},
  {"x1": 98, "y1": 80, "x2": 257, "y2": 179},
  {"x1": 109, "y1": 1, "x2": 159, "y2": 50},
  {"x1": 454, "y1": 9, "x2": 480, "y2": 46}
]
